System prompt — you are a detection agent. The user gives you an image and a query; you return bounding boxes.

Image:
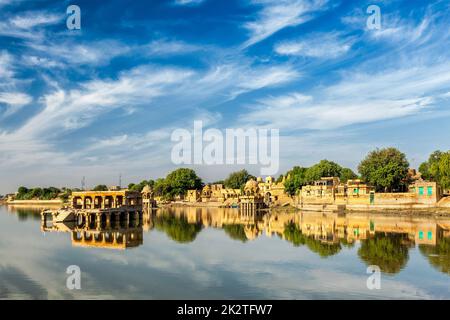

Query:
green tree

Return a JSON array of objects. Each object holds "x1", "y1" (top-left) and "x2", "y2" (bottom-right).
[
  {"x1": 438, "y1": 153, "x2": 450, "y2": 191},
  {"x1": 41, "y1": 187, "x2": 60, "y2": 200},
  {"x1": 224, "y1": 169, "x2": 255, "y2": 190},
  {"x1": 18, "y1": 186, "x2": 28, "y2": 195},
  {"x1": 358, "y1": 148, "x2": 409, "y2": 192},
  {"x1": 129, "y1": 179, "x2": 155, "y2": 192},
  {"x1": 419, "y1": 150, "x2": 450, "y2": 191},
  {"x1": 305, "y1": 160, "x2": 343, "y2": 183},
  {"x1": 165, "y1": 168, "x2": 203, "y2": 198},
  {"x1": 283, "y1": 166, "x2": 308, "y2": 196},
  {"x1": 30, "y1": 188, "x2": 43, "y2": 199},
  {"x1": 340, "y1": 168, "x2": 358, "y2": 183},
  {"x1": 93, "y1": 185, "x2": 108, "y2": 191},
  {"x1": 154, "y1": 178, "x2": 170, "y2": 198}
]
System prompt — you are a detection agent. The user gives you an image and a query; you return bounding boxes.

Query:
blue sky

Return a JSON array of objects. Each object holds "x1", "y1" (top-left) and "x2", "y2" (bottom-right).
[{"x1": 0, "y1": 0, "x2": 449, "y2": 193}]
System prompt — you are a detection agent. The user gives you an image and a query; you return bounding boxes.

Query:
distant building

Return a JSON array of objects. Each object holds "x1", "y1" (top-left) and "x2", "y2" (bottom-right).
[
  {"x1": 409, "y1": 181, "x2": 442, "y2": 204},
  {"x1": 186, "y1": 176, "x2": 293, "y2": 208},
  {"x1": 299, "y1": 176, "x2": 443, "y2": 209}
]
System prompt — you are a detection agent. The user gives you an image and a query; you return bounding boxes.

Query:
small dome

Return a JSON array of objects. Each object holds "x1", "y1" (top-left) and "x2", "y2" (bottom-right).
[
  {"x1": 244, "y1": 179, "x2": 259, "y2": 193},
  {"x1": 202, "y1": 184, "x2": 211, "y2": 191}
]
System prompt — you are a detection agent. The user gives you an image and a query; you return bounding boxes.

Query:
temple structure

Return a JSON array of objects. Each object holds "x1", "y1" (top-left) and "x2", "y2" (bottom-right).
[
  {"x1": 239, "y1": 179, "x2": 265, "y2": 211},
  {"x1": 186, "y1": 176, "x2": 294, "y2": 208},
  {"x1": 71, "y1": 189, "x2": 142, "y2": 209},
  {"x1": 41, "y1": 185, "x2": 156, "y2": 234}
]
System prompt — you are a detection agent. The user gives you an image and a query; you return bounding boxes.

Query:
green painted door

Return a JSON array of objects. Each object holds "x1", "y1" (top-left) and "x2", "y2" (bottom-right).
[
  {"x1": 370, "y1": 192, "x2": 375, "y2": 205},
  {"x1": 419, "y1": 187, "x2": 424, "y2": 196},
  {"x1": 427, "y1": 186, "x2": 433, "y2": 196}
]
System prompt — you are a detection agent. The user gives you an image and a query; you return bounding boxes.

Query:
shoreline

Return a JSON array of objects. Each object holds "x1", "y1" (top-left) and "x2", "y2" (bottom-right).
[
  {"x1": 165, "y1": 202, "x2": 450, "y2": 215},
  {"x1": 5, "y1": 199, "x2": 63, "y2": 206},
  {"x1": 4, "y1": 199, "x2": 450, "y2": 216}
]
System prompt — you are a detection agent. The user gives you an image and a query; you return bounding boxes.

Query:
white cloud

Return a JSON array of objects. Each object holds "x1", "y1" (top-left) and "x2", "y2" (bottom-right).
[
  {"x1": 240, "y1": 64, "x2": 450, "y2": 130},
  {"x1": 0, "y1": 50, "x2": 14, "y2": 81},
  {"x1": 197, "y1": 63, "x2": 300, "y2": 100},
  {"x1": 9, "y1": 12, "x2": 61, "y2": 29},
  {"x1": 26, "y1": 40, "x2": 131, "y2": 66},
  {"x1": 242, "y1": 0, "x2": 329, "y2": 48},
  {"x1": 15, "y1": 65, "x2": 194, "y2": 138},
  {"x1": 342, "y1": 7, "x2": 441, "y2": 46},
  {"x1": 274, "y1": 32, "x2": 355, "y2": 58},
  {"x1": 174, "y1": 0, "x2": 205, "y2": 5},
  {"x1": 144, "y1": 39, "x2": 202, "y2": 56},
  {"x1": 369, "y1": 13, "x2": 433, "y2": 44},
  {"x1": 0, "y1": 92, "x2": 32, "y2": 118},
  {"x1": 0, "y1": 11, "x2": 62, "y2": 40}
]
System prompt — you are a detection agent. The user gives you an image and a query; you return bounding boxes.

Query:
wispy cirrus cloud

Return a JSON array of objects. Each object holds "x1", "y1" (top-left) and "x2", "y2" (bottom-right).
[
  {"x1": 144, "y1": 39, "x2": 203, "y2": 56},
  {"x1": 25, "y1": 39, "x2": 131, "y2": 66},
  {"x1": 240, "y1": 64, "x2": 450, "y2": 130},
  {"x1": 9, "y1": 12, "x2": 61, "y2": 29},
  {"x1": 174, "y1": 0, "x2": 205, "y2": 5},
  {"x1": 274, "y1": 32, "x2": 355, "y2": 58},
  {"x1": 0, "y1": 50, "x2": 15, "y2": 81},
  {"x1": 0, "y1": 92, "x2": 32, "y2": 118},
  {"x1": 15, "y1": 65, "x2": 194, "y2": 138},
  {"x1": 0, "y1": 11, "x2": 62, "y2": 40},
  {"x1": 242, "y1": 0, "x2": 329, "y2": 48}
]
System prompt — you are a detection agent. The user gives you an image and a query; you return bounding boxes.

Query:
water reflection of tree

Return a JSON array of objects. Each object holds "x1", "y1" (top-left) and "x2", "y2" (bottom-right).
[
  {"x1": 283, "y1": 222, "x2": 342, "y2": 258},
  {"x1": 340, "y1": 237, "x2": 355, "y2": 249},
  {"x1": 15, "y1": 208, "x2": 41, "y2": 221},
  {"x1": 358, "y1": 233, "x2": 410, "y2": 274},
  {"x1": 419, "y1": 237, "x2": 450, "y2": 275},
  {"x1": 223, "y1": 224, "x2": 248, "y2": 242},
  {"x1": 153, "y1": 214, "x2": 202, "y2": 243}
]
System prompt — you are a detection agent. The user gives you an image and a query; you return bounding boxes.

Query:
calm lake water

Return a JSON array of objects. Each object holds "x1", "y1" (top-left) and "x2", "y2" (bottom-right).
[{"x1": 0, "y1": 204, "x2": 449, "y2": 299}]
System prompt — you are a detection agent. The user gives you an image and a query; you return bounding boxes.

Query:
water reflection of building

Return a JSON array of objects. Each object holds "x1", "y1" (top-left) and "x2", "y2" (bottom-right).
[
  {"x1": 145, "y1": 207, "x2": 450, "y2": 247},
  {"x1": 151, "y1": 208, "x2": 450, "y2": 274},
  {"x1": 41, "y1": 211, "x2": 144, "y2": 250},
  {"x1": 39, "y1": 203, "x2": 450, "y2": 273}
]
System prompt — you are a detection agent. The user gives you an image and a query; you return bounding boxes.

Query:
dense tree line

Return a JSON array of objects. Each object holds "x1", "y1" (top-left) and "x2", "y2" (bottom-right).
[{"x1": 16, "y1": 186, "x2": 64, "y2": 200}]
